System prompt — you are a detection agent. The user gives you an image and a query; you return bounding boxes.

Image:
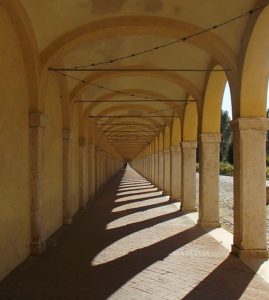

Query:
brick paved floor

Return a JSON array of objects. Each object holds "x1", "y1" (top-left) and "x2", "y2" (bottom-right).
[{"x1": 1, "y1": 165, "x2": 269, "y2": 299}]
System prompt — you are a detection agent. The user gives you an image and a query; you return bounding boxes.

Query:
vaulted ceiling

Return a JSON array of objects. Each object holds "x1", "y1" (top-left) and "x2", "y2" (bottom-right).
[{"x1": 21, "y1": 0, "x2": 263, "y2": 160}]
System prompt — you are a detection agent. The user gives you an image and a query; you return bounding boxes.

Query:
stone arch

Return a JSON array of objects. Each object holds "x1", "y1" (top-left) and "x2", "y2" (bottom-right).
[
  {"x1": 240, "y1": 4, "x2": 269, "y2": 117},
  {"x1": 1, "y1": 0, "x2": 39, "y2": 111},
  {"x1": 200, "y1": 65, "x2": 228, "y2": 134},
  {"x1": 164, "y1": 126, "x2": 171, "y2": 150},
  {"x1": 171, "y1": 116, "x2": 182, "y2": 145},
  {"x1": 83, "y1": 89, "x2": 183, "y2": 119},
  {"x1": 183, "y1": 102, "x2": 198, "y2": 141},
  {"x1": 154, "y1": 136, "x2": 159, "y2": 153},
  {"x1": 70, "y1": 66, "x2": 201, "y2": 102},
  {"x1": 56, "y1": 72, "x2": 72, "y2": 129},
  {"x1": 40, "y1": 16, "x2": 237, "y2": 76},
  {"x1": 159, "y1": 132, "x2": 164, "y2": 151}
]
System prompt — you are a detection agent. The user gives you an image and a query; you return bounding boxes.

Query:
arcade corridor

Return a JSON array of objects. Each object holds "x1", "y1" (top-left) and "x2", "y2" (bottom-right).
[{"x1": 0, "y1": 165, "x2": 269, "y2": 299}]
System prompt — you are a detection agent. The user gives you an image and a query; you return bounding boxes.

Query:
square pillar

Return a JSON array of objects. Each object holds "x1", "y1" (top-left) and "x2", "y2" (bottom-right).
[
  {"x1": 163, "y1": 149, "x2": 171, "y2": 194},
  {"x1": 181, "y1": 141, "x2": 197, "y2": 212},
  {"x1": 88, "y1": 144, "x2": 96, "y2": 200},
  {"x1": 95, "y1": 147, "x2": 100, "y2": 192},
  {"x1": 170, "y1": 145, "x2": 181, "y2": 201},
  {"x1": 198, "y1": 134, "x2": 221, "y2": 228},
  {"x1": 63, "y1": 129, "x2": 73, "y2": 224},
  {"x1": 29, "y1": 112, "x2": 46, "y2": 255},
  {"x1": 158, "y1": 151, "x2": 164, "y2": 190},
  {"x1": 79, "y1": 138, "x2": 88, "y2": 209},
  {"x1": 151, "y1": 154, "x2": 155, "y2": 183},
  {"x1": 232, "y1": 118, "x2": 268, "y2": 259},
  {"x1": 154, "y1": 153, "x2": 159, "y2": 185}
]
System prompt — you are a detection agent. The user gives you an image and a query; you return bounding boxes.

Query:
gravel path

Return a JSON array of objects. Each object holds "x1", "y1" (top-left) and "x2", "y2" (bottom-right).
[{"x1": 196, "y1": 174, "x2": 269, "y2": 247}]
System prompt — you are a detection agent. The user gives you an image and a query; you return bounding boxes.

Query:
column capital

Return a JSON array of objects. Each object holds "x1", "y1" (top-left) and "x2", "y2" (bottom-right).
[
  {"x1": 63, "y1": 129, "x2": 72, "y2": 140},
  {"x1": 29, "y1": 112, "x2": 46, "y2": 128},
  {"x1": 170, "y1": 144, "x2": 181, "y2": 152},
  {"x1": 79, "y1": 137, "x2": 86, "y2": 146},
  {"x1": 182, "y1": 141, "x2": 197, "y2": 149},
  {"x1": 231, "y1": 117, "x2": 269, "y2": 132},
  {"x1": 163, "y1": 149, "x2": 170, "y2": 154},
  {"x1": 199, "y1": 133, "x2": 221, "y2": 143}
]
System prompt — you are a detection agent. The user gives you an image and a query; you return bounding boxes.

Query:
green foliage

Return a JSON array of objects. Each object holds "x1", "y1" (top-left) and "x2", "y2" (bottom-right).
[
  {"x1": 266, "y1": 167, "x2": 269, "y2": 179},
  {"x1": 227, "y1": 141, "x2": 233, "y2": 164},
  {"x1": 266, "y1": 155, "x2": 269, "y2": 167},
  {"x1": 219, "y1": 161, "x2": 233, "y2": 176},
  {"x1": 220, "y1": 110, "x2": 232, "y2": 162}
]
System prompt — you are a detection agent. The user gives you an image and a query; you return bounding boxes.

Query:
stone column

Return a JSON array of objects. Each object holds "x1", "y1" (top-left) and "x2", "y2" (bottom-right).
[
  {"x1": 99, "y1": 150, "x2": 104, "y2": 188},
  {"x1": 107, "y1": 155, "x2": 111, "y2": 180},
  {"x1": 88, "y1": 144, "x2": 95, "y2": 200},
  {"x1": 79, "y1": 137, "x2": 88, "y2": 209},
  {"x1": 29, "y1": 112, "x2": 46, "y2": 255},
  {"x1": 232, "y1": 118, "x2": 268, "y2": 259},
  {"x1": 170, "y1": 145, "x2": 182, "y2": 201},
  {"x1": 95, "y1": 146, "x2": 100, "y2": 193},
  {"x1": 63, "y1": 129, "x2": 73, "y2": 224},
  {"x1": 103, "y1": 151, "x2": 107, "y2": 185},
  {"x1": 151, "y1": 154, "x2": 155, "y2": 183},
  {"x1": 147, "y1": 156, "x2": 150, "y2": 180},
  {"x1": 158, "y1": 151, "x2": 164, "y2": 190},
  {"x1": 181, "y1": 141, "x2": 197, "y2": 212},
  {"x1": 163, "y1": 149, "x2": 171, "y2": 194},
  {"x1": 154, "y1": 153, "x2": 159, "y2": 186},
  {"x1": 198, "y1": 134, "x2": 221, "y2": 228}
]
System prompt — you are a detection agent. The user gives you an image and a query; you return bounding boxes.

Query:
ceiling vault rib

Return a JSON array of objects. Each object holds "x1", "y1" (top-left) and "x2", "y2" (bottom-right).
[
  {"x1": 96, "y1": 123, "x2": 165, "y2": 126},
  {"x1": 75, "y1": 99, "x2": 195, "y2": 103},
  {"x1": 48, "y1": 3, "x2": 266, "y2": 70},
  {"x1": 50, "y1": 68, "x2": 229, "y2": 72},
  {"x1": 89, "y1": 115, "x2": 177, "y2": 118}
]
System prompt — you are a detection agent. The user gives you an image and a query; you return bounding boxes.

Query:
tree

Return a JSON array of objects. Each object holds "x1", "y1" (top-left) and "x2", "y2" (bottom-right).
[{"x1": 220, "y1": 110, "x2": 232, "y2": 162}]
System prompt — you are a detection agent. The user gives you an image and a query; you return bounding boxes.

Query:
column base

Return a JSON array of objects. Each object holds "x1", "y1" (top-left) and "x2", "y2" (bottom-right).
[
  {"x1": 231, "y1": 245, "x2": 269, "y2": 259},
  {"x1": 180, "y1": 207, "x2": 197, "y2": 213},
  {"x1": 63, "y1": 217, "x2": 72, "y2": 225},
  {"x1": 198, "y1": 220, "x2": 220, "y2": 228},
  {"x1": 30, "y1": 241, "x2": 46, "y2": 256},
  {"x1": 170, "y1": 198, "x2": 181, "y2": 203},
  {"x1": 80, "y1": 203, "x2": 87, "y2": 210}
]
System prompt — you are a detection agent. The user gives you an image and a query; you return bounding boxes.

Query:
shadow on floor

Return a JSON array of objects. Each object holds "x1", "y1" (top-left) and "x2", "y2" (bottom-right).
[{"x1": 0, "y1": 166, "x2": 265, "y2": 299}]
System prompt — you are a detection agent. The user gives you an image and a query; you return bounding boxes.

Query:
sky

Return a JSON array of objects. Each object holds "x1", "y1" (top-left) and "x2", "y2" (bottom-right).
[{"x1": 222, "y1": 81, "x2": 269, "y2": 118}]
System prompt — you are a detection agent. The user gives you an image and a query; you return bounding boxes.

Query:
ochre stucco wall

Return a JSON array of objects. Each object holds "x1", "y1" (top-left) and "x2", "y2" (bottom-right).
[
  {"x1": 42, "y1": 72, "x2": 63, "y2": 240},
  {"x1": 0, "y1": 8, "x2": 31, "y2": 280},
  {"x1": 71, "y1": 105, "x2": 80, "y2": 215}
]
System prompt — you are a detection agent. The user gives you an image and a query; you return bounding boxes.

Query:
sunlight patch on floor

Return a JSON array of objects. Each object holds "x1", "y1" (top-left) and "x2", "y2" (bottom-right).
[
  {"x1": 115, "y1": 191, "x2": 163, "y2": 203},
  {"x1": 116, "y1": 187, "x2": 158, "y2": 196},
  {"x1": 112, "y1": 196, "x2": 169, "y2": 212}
]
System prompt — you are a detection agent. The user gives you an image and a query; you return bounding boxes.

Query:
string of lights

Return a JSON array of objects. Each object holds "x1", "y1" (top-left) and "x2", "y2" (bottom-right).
[
  {"x1": 54, "y1": 71, "x2": 166, "y2": 100},
  {"x1": 96, "y1": 123, "x2": 164, "y2": 126},
  {"x1": 89, "y1": 115, "x2": 175, "y2": 118},
  {"x1": 49, "y1": 4, "x2": 266, "y2": 70},
  {"x1": 50, "y1": 68, "x2": 230, "y2": 72},
  {"x1": 75, "y1": 99, "x2": 195, "y2": 103}
]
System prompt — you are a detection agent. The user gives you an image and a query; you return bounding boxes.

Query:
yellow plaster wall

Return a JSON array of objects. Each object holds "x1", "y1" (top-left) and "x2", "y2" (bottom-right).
[
  {"x1": 183, "y1": 102, "x2": 198, "y2": 141},
  {"x1": 202, "y1": 67, "x2": 227, "y2": 133},
  {"x1": 159, "y1": 132, "x2": 164, "y2": 151},
  {"x1": 42, "y1": 72, "x2": 63, "y2": 240},
  {"x1": 171, "y1": 117, "x2": 181, "y2": 145},
  {"x1": 164, "y1": 126, "x2": 171, "y2": 149},
  {"x1": 71, "y1": 105, "x2": 80, "y2": 215},
  {"x1": 154, "y1": 137, "x2": 159, "y2": 153},
  {"x1": 240, "y1": 5, "x2": 269, "y2": 117},
  {"x1": 0, "y1": 7, "x2": 30, "y2": 279}
]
